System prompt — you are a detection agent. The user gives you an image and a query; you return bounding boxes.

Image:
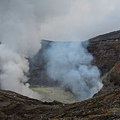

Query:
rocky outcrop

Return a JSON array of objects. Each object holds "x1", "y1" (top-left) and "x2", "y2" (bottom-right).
[
  {"x1": 88, "y1": 32, "x2": 120, "y2": 76},
  {"x1": 88, "y1": 30, "x2": 120, "y2": 94},
  {"x1": 109, "y1": 61, "x2": 120, "y2": 86},
  {"x1": 89, "y1": 30, "x2": 120, "y2": 41},
  {"x1": 98, "y1": 61, "x2": 120, "y2": 95}
]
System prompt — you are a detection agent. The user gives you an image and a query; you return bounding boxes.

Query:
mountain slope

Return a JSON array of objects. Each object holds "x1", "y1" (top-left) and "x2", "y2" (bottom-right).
[
  {"x1": 88, "y1": 30, "x2": 120, "y2": 95},
  {"x1": 0, "y1": 90, "x2": 119, "y2": 120}
]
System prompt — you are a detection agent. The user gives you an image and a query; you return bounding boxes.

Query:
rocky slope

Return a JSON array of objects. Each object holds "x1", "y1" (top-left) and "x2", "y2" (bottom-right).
[
  {"x1": 88, "y1": 30, "x2": 120, "y2": 75},
  {"x1": 0, "y1": 30, "x2": 120, "y2": 120},
  {"x1": 88, "y1": 30, "x2": 120, "y2": 94},
  {"x1": 0, "y1": 89, "x2": 119, "y2": 120}
]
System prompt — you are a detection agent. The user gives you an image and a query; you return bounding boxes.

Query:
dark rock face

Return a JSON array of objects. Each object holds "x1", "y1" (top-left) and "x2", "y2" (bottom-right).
[
  {"x1": 88, "y1": 33, "x2": 120, "y2": 76},
  {"x1": 87, "y1": 30, "x2": 120, "y2": 95},
  {"x1": 109, "y1": 61, "x2": 120, "y2": 86},
  {"x1": 89, "y1": 30, "x2": 120, "y2": 41},
  {"x1": 98, "y1": 62, "x2": 120, "y2": 95},
  {"x1": 29, "y1": 41, "x2": 60, "y2": 86}
]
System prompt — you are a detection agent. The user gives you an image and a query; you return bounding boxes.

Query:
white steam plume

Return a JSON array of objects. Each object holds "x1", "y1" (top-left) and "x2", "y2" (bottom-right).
[
  {"x1": 0, "y1": 44, "x2": 39, "y2": 98},
  {"x1": 44, "y1": 42, "x2": 103, "y2": 101},
  {"x1": 0, "y1": 0, "x2": 41, "y2": 99},
  {"x1": 0, "y1": 0, "x2": 119, "y2": 99}
]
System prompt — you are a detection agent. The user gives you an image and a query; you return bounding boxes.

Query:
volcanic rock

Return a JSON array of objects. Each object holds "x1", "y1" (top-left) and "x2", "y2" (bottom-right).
[
  {"x1": 88, "y1": 30, "x2": 120, "y2": 76},
  {"x1": 0, "y1": 89, "x2": 119, "y2": 120},
  {"x1": 88, "y1": 30, "x2": 120, "y2": 95}
]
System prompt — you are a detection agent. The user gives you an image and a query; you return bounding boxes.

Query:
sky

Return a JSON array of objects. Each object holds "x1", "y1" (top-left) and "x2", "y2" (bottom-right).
[
  {"x1": 38, "y1": 0, "x2": 120, "y2": 41},
  {"x1": 0, "y1": 0, "x2": 120, "y2": 42}
]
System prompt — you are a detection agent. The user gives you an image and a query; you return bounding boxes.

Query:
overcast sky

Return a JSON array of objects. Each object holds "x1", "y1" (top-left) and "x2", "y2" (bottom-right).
[{"x1": 0, "y1": 0, "x2": 120, "y2": 41}]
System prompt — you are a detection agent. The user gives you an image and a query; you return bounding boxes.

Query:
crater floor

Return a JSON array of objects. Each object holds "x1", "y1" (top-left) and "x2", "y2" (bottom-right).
[{"x1": 32, "y1": 86, "x2": 76, "y2": 103}]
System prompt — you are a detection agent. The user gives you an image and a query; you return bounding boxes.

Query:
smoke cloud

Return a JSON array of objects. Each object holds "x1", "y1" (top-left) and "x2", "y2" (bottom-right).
[
  {"x1": 44, "y1": 41, "x2": 103, "y2": 101},
  {"x1": 0, "y1": 0, "x2": 119, "y2": 100},
  {"x1": 0, "y1": 0, "x2": 41, "y2": 99},
  {"x1": 0, "y1": 44, "x2": 40, "y2": 98}
]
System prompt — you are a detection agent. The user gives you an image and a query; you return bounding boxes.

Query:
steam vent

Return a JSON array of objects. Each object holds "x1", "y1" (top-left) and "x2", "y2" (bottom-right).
[{"x1": 29, "y1": 40, "x2": 103, "y2": 102}]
